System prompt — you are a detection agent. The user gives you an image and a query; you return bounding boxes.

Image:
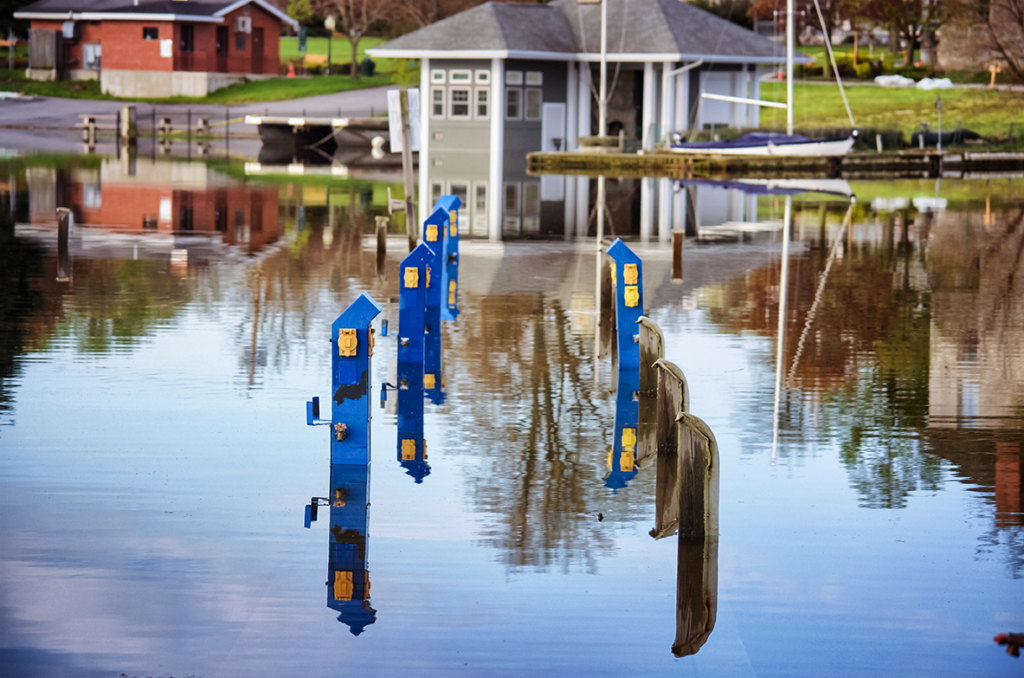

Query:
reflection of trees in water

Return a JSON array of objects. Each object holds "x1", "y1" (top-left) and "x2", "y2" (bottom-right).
[
  {"x1": 444, "y1": 293, "x2": 654, "y2": 572},
  {"x1": 704, "y1": 221, "x2": 938, "y2": 507}
]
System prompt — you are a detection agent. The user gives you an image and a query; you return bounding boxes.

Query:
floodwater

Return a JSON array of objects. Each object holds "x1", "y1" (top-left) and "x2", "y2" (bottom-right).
[{"x1": 1, "y1": 154, "x2": 1022, "y2": 678}]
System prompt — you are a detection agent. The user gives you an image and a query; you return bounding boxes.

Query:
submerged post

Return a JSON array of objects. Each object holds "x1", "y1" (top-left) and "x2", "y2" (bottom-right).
[
  {"x1": 433, "y1": 195, "x2": 462, "y2": 322},
  {"x1": 636, "y1": 316, "x2": 664, "y2": 468},
  {"x1": 397, "y1": 242, "x2": 434, "y2": 481},
  {"x1": 671, "y1": 229, "x2": 684, "y2": 282},
  {"x1": 675, "y1": 412, "x2": 719, "y2": 539},
  {"x1": 422, "y1": 206, "x2": 449, "y2": 404},
  {"x1": 327, "y1": 462, "x2": 376, "y2": 635},
  {"x1": 606, "y1": 238, "x2": 644, "y2": 370},
  {"x1": 322, "y1": 293, "x2": 383, "y2": 466},
  {"x1": 375, "y1": 216, "x2": 388, "y2": 280},
  {"x1": 651, "y1": 359, "x2": 689, "y2": 539}
]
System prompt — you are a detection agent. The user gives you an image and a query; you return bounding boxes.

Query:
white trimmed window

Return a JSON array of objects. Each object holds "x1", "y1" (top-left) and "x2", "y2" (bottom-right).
[
  {"x1": 525, "y1": 71, "x2": 543, "y2": 86},
  {"x1": 431, "y1": 87, "x2": 446, "y2": 118},
  {"x1": 449, "y1": 70, "x2": 472, "y2": 84},
  {"x1": 475, "y1": 69, "x2": 490, "y2": 84},
  {"x1": 430, "y1": 69, "x2": 446, "y2": 84},
  {"x1": 506, "y1": 70, "x2": 523, "y2": 85},
  {"x1": 525, "y1": 88, "x2": 542, "y2": 120},
  {"x1": 474, "y1": 87, "x2": 489, "y2": 119},
  {"x1": 505, "y1": 88, "x2": 522, "y2": 120},
  {"x1": 450, "y1": 88, "x2": 471, "y2": 118}
]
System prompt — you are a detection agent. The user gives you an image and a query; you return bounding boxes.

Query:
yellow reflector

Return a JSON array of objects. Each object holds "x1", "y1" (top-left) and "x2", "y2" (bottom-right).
[
  {"x1": 622, "y1": 427, "x2": 636, "y2": 451},
  {"x1": 424, "y1": 373, "x2": 436, "y2": 389},
  {"x1": 427, "y1": 224, "x2": 438, "y2": 242},
  {"x1": 624, "y1": 285, "x2": 639, "y2": 308},
  {"x1": 624, "y1": 263, "x2": 638, "y2": 285},
  {"x1": 402, "y1": 439, "x2": 416, "y2": 460},
  {"x1": 338, "y1": 328, "x2": 357, "y2": 357},
  {"x1": 334, "y1": 571, "x2": 353, "y2": 601},
  {"x1": 404, "y1": 266, "x2": 419, "y2": 289}
]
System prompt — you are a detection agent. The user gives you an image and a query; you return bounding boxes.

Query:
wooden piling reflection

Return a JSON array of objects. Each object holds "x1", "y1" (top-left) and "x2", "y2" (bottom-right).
[
  {"x1": 674, "y1": 536, "x2": 718, "y2": 657},
  {"x1": 671, "y1": 229, "x2": 684, "y2": 282},
  {"x1": 56, "y1": 207, "x2": 71, "y2": 283},
  {"x1": 599, "y1": 249, "x2": 615, "y2": 368}
]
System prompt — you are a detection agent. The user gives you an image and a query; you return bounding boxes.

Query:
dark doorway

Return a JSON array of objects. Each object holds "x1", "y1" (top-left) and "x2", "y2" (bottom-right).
[
  {"x1": 180, "y1": 24, "x2": 194, "y2": 71},
  {"x1": 216, "y1": 26, "x2": 229, "y2": 73},
  {"x1": 251, "y1": 27, "x2": 264, "y2": 74}
]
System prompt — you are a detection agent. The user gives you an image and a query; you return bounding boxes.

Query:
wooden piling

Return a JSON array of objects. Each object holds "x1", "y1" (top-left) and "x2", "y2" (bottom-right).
[
  {"x1": 652, "y1": 358, "x2": 689, "y2": 539},
  {"x1": 671, "y1": 229, "x2": 684, "y2": 282},
  {"x1": 636, "y1": 317, "x2": 665, "y2": 468},
  {"x1": 599, "y1": 248, "x2": 616, "y2": 369},
  {"x1": 673, "y1": 536, "x2": 718, "y2": 657},
  {"x1": 675, "y1": 412, "x2": 719, "y2": 540},
  {"x1": 375, "y1": 216, "x2": 389, "y2": 279}
]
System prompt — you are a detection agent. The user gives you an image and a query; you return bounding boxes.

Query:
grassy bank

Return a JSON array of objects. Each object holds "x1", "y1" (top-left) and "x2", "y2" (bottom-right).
[
  {"x1": 759, "y1": 80, "x2": 1024, "y2": 139},
  {"x1": 0, "y1": 68, "x2": 392, "y2": 104}
]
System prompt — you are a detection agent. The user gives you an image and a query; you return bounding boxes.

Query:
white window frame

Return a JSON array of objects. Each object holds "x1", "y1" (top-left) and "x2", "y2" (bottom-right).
[
  {"x1": 430, "y1": 86, "x2": 446, "y2": 119},
  {"x1": 505, "y1": 87, "x2": 522, "y2": 120},
  {"x1": 524, "y1": 88, "x2": 543, "y2": 121},
  {"x1": 506, "y1": 70, "x2": 523, "y2": 85},
  {"x1": 449, "y1": 69, "x2": 472, "y2": 84},
  {"x1": 430, "y1": 69, "x2": 446, "y2": 84},
  {"x1": 472, "y1": 180, "x2": 489, "y2": 235},
  {"x1": 449, "y1": 87, "x2": 471, "y2": 118},
  {"x1": 474, "y1": 69, "x2": 490, "y2": 84},
  {"x1": 474, "y1": 86, "x2": 490, "y2": 119},
  {"x1": 525, "y1": 71, "x2": 543, "y2": 86},
  {"x1": 430, "y1": 181, "x2": 445, "y2": 207}
]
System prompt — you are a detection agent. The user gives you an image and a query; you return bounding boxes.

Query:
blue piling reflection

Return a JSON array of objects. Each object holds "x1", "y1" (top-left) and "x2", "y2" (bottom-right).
[
  {"x1": 606, "y1": 239, "x2": 644, "y2": 370},
  {"x1": 606, "y1": 368, "x2": 640, "y2": 492},
  {"x1": 397, "y1": 243, "x2": 434, "y2": 482},
  {"x1": 327, "y1": 463, "x2": 376, "y2": 635}
]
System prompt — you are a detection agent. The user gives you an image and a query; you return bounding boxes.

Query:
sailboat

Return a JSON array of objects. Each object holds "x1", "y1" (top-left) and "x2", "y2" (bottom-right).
[{"x1": 671, "y1": 0, "x2": 856, "y2": 157}]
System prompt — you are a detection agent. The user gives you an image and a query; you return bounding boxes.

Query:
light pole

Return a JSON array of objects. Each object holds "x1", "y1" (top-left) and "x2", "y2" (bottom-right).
[{"x1": 324, "y1": 15, "x2": 335, "y2": 76}]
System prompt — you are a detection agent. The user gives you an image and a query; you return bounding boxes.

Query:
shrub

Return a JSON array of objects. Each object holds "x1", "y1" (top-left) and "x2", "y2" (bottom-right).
[{"x1": 855, "y1": 62, "x2": 873, "y2": 79}]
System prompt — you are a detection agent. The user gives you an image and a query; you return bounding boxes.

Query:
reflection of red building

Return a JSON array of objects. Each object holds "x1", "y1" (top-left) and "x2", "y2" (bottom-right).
[
  {"x1": 995, "y1": 442, "x2": 1022, "y2": 529},
  {"x1": 16, "y1": 0, "x2": 296, "y2": 97},
  {"x1": 26, "y1": 160, "x2": 280, "y2": 254}
]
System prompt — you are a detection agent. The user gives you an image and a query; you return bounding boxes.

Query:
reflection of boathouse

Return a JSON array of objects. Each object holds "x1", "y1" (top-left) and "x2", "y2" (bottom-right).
[
  {"x1": 370, "y1": 0, "x2": 788, "y2": 241},
  {"x1": 23, "y1": 158, "x2": 279, "y2": 253}
]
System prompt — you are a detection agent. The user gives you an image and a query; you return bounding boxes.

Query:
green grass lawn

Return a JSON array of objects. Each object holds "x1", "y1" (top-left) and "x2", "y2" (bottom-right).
[
  {"x1": 0, "y1": 68, "x2": 393, "y2": 105},
  {"x1": 280, "y1": 36, "x2": 394, "y2": 67},
  {"x1": 759, "y1": 79, "x2": 1024, "y2": 138}
]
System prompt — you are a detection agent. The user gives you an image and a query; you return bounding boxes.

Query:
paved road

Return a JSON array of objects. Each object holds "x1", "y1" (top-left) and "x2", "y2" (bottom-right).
[{"x1": 0, "y1": 84, "x2": 391, "y2": 152}]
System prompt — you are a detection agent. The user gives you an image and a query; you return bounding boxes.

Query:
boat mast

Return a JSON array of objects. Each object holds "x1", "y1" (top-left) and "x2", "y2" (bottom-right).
[{"x1": 786, "y1": 0, "x2": 794, "y2": 135}]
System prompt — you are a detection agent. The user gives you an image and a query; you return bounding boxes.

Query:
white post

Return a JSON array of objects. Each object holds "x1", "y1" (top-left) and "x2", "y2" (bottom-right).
[
  {"x1": 642, "y1": 61, "x2": 655, "y2": 149},
  {"x1": 640, "y1": 177, "x2": 653, "y2": 242},
  {"x1": 786, "y1": 0, "x2": 794, "y2": 135},
  {"x1": 489, "y1": 57, "x2": 504, "y2": 242},
  {"x1": 578, "y1": 62, "x2": 592, "y2": 139},
  {"x1": 566, "y1": 61, "x2": 578, "y2": 151},
  {"x1": 418, "y1": 58, "x2": 431, "y2": 229},
  {"x1": 661, "y1": 62, "x2": 675, "y2": 145},
  {"x1": 599, "y1": 0, "x2": 608, "y2": 136}
]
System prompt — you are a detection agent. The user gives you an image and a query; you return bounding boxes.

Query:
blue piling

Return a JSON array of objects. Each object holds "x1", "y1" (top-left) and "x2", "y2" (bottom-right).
[
  {"x1": 327, "y1": 462, "x2": 375, "y2": 635},
  {"x1": 422, "y1": 206, "x2": 449, "y2": 405},
  {"x1": 606, "y1": 238, "x2": 644, "y2": 370},
  {"x1": 433, "y1": 194, "x2": 462, "y2": 264},
  {"x1": 435, "y1": 195, "x2": 462, "y2": 323},
  {"x1": 397, "y1": 243, "x2": 434, "y2": 482}
]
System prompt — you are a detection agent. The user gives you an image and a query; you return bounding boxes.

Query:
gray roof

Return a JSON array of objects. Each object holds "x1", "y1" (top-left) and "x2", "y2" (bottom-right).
[
  {"x1": 14, "y1": 0, "x2": 298, "y2": 28},
  {"x1": 372, "y1": 0, "x2": 787, "y2": 63}
]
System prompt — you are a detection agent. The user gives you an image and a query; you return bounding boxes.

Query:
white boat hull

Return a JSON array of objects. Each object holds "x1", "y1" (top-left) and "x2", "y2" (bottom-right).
[{"x1": 671, "y1": 137, "x2": 855, "y2": 157}]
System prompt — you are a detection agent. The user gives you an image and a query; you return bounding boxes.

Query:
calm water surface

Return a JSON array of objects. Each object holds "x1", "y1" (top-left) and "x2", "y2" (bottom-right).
[{"x1": 1, "y1": 155, "x2": 1022, "y2": 677}]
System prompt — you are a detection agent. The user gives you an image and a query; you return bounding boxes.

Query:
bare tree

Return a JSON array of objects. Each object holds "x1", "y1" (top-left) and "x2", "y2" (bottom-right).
[
  {"x1": 313, "y1": 0, "x2": 400, "y2": 77},
  {"x1": 985, "y1": 0, "x2": 1024, "y2": 84}
]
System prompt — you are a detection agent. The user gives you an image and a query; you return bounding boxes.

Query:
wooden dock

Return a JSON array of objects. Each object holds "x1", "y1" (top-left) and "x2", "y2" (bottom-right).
[{"x1": 526, "y1": 149, "x2": 1024, "y2": 179}]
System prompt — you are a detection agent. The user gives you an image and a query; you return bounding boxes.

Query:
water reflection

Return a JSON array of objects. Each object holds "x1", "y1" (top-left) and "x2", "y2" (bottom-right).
[
  {"x1": 327, "y1": 463, "x2": 376, "y2": 635},
  {"x1": 2, "y1": 153, "x2": 1023, "y2": 674}
]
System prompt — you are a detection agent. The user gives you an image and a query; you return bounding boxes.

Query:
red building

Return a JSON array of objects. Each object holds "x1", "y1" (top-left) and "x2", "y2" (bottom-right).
[{"x1": 15, "y1": 0, "x2": 297, "y2": 97}]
